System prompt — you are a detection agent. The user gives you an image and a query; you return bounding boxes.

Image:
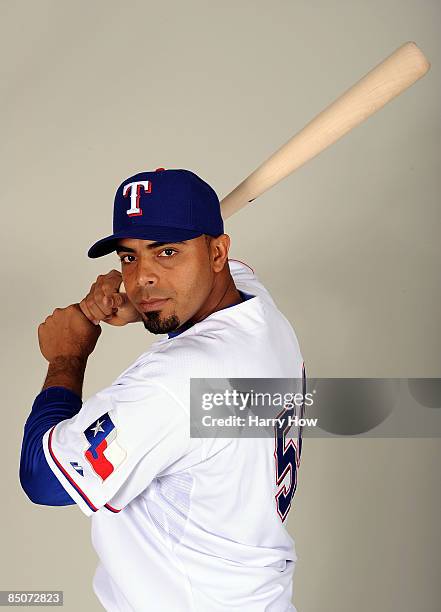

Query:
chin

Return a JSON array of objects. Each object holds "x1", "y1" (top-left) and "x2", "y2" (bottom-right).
[{"x1": 142, "y1": 311, "x2": 181, "y2": 335}]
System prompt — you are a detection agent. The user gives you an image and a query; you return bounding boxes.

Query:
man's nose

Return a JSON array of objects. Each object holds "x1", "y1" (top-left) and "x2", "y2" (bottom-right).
[{"x1": 134, "y1": 264, "x2": 160, "y2": 287}]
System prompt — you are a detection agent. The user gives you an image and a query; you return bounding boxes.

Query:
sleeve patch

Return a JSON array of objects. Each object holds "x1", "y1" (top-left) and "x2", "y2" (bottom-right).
[{"x1": 83, "y1": 413, "x2": 127, "y2": 482}]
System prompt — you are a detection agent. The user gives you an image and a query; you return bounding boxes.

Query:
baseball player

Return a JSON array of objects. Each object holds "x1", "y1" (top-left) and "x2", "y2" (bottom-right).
[{"x1": 20, "y1": 168, "x2": 306, "y2": 611}]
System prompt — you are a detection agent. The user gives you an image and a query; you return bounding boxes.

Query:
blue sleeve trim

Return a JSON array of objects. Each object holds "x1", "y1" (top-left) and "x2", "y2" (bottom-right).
[{"x1": 20, "y1": 386, "x2": 83, "y2": 506}]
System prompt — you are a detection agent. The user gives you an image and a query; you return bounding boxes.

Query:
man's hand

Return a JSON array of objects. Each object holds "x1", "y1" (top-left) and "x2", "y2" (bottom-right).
[
  {"x1": 79, "y1": 269, "x2": 142, "y2": 327},
  {"x1": 38, "y1": 303, "x2": 101, "y2": 363}
]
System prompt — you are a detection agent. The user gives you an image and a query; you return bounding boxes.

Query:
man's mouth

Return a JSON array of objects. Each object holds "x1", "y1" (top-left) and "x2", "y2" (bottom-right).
[{"x1": 139, "y1": 298, "x2": 170, "y2": 312}]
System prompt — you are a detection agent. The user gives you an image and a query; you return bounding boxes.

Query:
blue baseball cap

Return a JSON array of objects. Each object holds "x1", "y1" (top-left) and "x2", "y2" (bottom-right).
[{"x1": 87, "y1": 168, "x2": 224, "y2": 258}]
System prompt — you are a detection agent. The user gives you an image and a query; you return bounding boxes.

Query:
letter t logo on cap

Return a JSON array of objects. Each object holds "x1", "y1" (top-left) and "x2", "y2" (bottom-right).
[{"x1": 123, "y1": 181, "x2": 152, "y2": 217}]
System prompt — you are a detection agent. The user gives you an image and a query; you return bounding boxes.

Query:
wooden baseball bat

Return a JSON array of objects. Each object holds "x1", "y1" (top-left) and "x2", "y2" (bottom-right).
[
  {"x1": 220, "y1": 41, "x2": 430, "y2": 218},
  {"x1": 118, "y1": 41, "x2": 429, "y2": 295}
]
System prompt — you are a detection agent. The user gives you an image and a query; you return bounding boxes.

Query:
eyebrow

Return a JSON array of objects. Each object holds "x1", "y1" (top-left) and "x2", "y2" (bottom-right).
[{"x1": 115, "y1": 241, "x2": 187, "y2": 254}]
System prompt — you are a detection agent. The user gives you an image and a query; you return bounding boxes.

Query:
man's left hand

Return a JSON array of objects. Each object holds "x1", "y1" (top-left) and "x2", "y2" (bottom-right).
[{"x1": 38, "y1": 303, "x2": 102, "y2": 363}]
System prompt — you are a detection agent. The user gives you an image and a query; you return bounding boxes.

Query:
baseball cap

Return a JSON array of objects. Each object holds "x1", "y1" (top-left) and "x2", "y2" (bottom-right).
[{"x1": 87, "y1": 168, "x2": 224, "y2": 258}]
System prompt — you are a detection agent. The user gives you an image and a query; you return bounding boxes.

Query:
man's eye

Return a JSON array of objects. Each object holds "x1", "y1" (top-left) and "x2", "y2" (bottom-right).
[
  {"x1": 120, "y1": 255, "x2": 135, "y2": 264},
  {"x1": 158, "y1": 248, "x2": 177, "y2": 257}
]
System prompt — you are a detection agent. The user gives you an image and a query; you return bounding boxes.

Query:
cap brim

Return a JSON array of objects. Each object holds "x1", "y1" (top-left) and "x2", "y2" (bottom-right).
[{"x1": 87, "y1": 227, "x2": 204, "y2": 258}]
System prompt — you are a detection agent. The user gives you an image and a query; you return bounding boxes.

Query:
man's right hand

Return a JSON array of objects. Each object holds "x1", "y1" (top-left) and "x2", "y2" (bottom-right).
[{"x1": 79, "y1": 270, "x2": 142, "y2": 327}]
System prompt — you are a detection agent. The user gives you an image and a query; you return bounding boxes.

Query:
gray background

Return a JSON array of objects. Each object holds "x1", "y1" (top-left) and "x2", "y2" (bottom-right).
[{"x1": 1, "y1": 0, "x2": 440, "y2": 610}]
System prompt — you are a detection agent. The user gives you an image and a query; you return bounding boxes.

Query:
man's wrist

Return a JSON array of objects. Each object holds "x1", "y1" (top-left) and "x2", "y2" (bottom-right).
[{"x1": 42, "y1": 355, "x2": 88, "y2": 398}]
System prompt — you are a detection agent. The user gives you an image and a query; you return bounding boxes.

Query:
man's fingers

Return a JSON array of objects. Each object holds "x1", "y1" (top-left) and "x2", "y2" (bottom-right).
[
  {"x1": 112, "y1": 293, "x2": 125, "y2": 308},
  {"x1": 85, "y1": 297, "x2": 108, "y2": 324},
  {"x1": 80, "y1": 297, "x2": 106, "y2": 325},
  {"x1": 96, "y1": 271, "x2": 123, "y2": 296},
  {"x1": 94, "y1": 286, "x2": 126, "y2": 312},
  {"x1": 102, "y1": 293, "x2": 125, "y2": 310},
  {"x1": 81, "y1": 272, "x2": 126, "y2": 326}
]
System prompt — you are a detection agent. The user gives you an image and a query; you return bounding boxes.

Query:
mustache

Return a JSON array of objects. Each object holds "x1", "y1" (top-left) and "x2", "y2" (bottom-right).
[{"x1": 137, "y1": 294, "x2": 171, "y2": 301}]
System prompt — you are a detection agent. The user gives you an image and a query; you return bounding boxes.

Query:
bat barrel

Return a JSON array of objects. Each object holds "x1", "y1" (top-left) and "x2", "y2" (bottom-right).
[{"x1": 220, "y1": 41, "x2": 430, "y2": 219}]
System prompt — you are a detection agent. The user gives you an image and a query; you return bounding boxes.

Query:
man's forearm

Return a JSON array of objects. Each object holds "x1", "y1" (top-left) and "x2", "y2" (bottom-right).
[{"x1": 42, "y1": 356, "x2": 88, "y2": 398}]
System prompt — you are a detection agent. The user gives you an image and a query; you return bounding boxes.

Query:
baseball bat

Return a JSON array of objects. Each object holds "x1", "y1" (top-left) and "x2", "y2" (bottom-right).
[
  {"x1": 118, "y1": 41, "x2": 429, "y2": 294},
  {"x1": 220, "y1": 41, "x2": 430, "y2": 218}
]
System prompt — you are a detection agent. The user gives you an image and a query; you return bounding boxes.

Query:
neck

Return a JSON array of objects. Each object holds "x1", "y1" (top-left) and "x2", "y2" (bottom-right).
[{"x1": 187, "y1": 271, "x2": 243, "y2": 326}]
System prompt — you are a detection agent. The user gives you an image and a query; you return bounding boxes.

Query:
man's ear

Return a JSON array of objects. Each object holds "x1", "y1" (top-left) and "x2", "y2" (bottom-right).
[{"x1": 210, "y1": 234, "x2": 230, "y2": 273}]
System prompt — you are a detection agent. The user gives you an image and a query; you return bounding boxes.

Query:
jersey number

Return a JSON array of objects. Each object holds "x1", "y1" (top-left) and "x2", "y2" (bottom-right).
[{"x1": 274, "y1": 365, "x2": 305, "y2": 522}]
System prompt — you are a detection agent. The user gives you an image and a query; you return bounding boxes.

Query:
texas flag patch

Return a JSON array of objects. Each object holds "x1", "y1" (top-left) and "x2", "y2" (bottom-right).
[{"x1": 83, "y1": 414, "x2": 127, "y2": 481}]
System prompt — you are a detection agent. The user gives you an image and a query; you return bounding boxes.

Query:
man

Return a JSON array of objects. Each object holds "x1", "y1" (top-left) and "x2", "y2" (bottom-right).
[{"x1": 20, "y1": 168, "x2": 305, "y2": 611}]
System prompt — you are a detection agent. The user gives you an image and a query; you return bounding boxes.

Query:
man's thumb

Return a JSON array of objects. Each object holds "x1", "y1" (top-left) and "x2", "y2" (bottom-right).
[{"x1": 113, "y1": 293, "x2": 125, "y2": 308}]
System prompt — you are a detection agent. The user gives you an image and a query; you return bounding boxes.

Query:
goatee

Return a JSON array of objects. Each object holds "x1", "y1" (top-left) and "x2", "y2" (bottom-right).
[{"x1": 142, "y1": 310, "x2": 181, "y2": 334}]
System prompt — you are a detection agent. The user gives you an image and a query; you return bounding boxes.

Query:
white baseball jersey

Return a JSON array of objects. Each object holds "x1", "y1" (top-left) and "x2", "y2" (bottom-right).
[{"x1": 42, "y1": 259, "x2": 304, "y2": 612}]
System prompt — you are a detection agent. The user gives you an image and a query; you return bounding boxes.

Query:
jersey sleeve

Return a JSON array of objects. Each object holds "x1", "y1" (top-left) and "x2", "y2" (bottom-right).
[{"x1": 42, "y1": 372, "x2": 200, "y2": 517}]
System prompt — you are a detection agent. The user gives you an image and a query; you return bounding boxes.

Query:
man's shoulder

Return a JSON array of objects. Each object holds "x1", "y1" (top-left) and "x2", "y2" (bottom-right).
[{"x1": 228, "y1": 258, "x2": 277, "y2": 308}]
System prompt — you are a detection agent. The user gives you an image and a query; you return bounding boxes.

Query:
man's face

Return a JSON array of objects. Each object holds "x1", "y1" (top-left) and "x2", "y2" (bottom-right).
[{"x1": 115, "y1": 235, "x2": 218, "y2": 334}]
